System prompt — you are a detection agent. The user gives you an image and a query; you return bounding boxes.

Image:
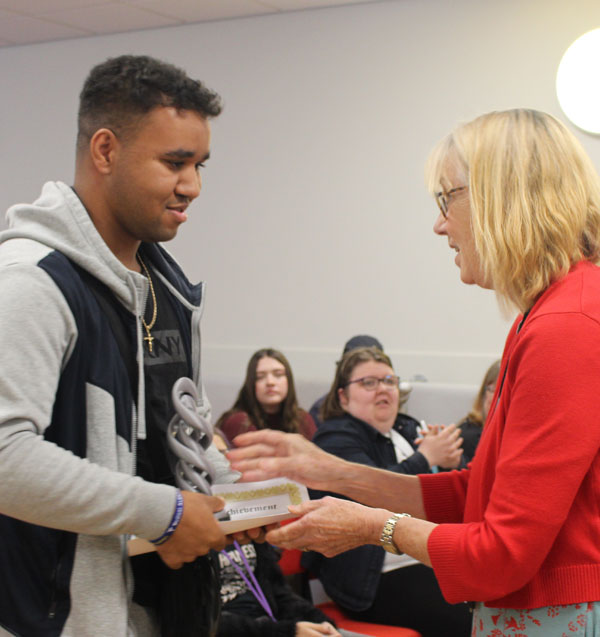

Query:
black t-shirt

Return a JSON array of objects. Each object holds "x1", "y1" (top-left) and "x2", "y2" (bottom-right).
[{"x1": 136, "y1": 266, "x2": 191, "y2": 485}]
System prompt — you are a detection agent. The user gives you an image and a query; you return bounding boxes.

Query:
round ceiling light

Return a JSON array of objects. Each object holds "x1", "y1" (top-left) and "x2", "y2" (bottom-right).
[{"x1": 556, "y1": 28, "x2": 600, "y2": 134}]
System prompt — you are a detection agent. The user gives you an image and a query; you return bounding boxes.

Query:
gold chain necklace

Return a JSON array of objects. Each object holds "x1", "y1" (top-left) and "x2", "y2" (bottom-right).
[{"x1": 137, "y1": 254, "x2": 157, "y2": 353}]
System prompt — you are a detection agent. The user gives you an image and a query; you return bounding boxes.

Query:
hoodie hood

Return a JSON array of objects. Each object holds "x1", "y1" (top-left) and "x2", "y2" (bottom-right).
[{"x1": 1, "y1": 181, "x2": 142, "y2": 310}]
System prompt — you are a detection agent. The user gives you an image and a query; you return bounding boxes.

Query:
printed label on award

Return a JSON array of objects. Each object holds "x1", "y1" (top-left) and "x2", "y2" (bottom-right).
[
  {"x1": 213, "y1": 478, "x2": 309, "y2": 533},
  {"x1": 127, "y1": 478, "x2": 308, "y2": 556}
]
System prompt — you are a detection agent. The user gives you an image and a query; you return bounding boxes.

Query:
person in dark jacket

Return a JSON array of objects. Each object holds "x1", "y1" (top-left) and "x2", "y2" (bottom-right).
[
  {"x1": 217, "y1": 541, "x2": 341, "y2": 637},
  {"x1": 212, "y1": 431, "x2": 365, "y2": 637},
  {"x1": 309, "y1": 335, "x2": 383, "y2": 428},
  {"x1": 303, "y1": 347, "x2": 471, "y2": 637}
]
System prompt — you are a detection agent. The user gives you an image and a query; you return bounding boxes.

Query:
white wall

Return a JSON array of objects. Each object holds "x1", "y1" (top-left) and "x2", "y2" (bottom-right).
[{"x1": 1, "y1": 0, "x2": 600, "y2": 406}]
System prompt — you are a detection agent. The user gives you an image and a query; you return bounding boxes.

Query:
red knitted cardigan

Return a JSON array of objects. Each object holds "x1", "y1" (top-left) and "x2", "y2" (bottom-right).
[{"x1": 421, "y1": 261, "x2": 600, "y2": 609}]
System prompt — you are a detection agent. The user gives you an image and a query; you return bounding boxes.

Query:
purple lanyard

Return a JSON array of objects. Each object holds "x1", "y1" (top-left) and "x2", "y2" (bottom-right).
[{"x1": 220, "y1": 541, "x2": 275, "y2": 622}]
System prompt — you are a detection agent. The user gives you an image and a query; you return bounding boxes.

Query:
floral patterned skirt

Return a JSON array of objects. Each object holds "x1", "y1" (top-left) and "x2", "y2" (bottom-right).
[{"x1": 472, "y1": 602, "x2": 600, "y2": 636}]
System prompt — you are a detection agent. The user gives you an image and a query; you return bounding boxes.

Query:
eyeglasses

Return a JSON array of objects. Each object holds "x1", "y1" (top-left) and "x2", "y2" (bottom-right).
[
  {"x1": 343, "y1": 375, "x2": 400, "y2": 391},
  {"x1": 435, "y1": 186, "x2": 468, "y2": 219}
]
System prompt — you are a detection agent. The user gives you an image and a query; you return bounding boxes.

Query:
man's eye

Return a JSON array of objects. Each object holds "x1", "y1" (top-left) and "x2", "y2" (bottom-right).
[
  {"x1": 195, "y1": 162, "x2": 206, "y2": 171},
  {"x1": 167, "y1": 160, "x2": 184, "y2": 169}
]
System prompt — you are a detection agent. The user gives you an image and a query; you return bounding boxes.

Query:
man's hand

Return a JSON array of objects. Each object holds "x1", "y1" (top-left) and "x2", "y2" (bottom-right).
[{"x1": 155, "y1": 491, "x2": 227, "y2": 569}]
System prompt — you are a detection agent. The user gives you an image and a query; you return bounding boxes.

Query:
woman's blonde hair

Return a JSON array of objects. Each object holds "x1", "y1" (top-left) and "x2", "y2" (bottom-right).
[{"x1": 425, "y1": 109, "x2": 600, "y2": 312}]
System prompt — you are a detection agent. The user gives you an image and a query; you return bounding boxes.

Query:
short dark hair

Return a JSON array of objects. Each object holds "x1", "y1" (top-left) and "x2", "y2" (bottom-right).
[
  {"x1": 342, "y1": 334, "x2": 383, "y2": 356},
  {"x1": 77, "y1": 54, "x2": 222, "y2": 152}
]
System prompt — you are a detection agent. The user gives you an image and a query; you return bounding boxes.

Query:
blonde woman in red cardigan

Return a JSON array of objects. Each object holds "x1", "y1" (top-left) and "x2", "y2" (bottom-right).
[{"x1": 228, "y1": 109, "x2": 600, "y2": 636}]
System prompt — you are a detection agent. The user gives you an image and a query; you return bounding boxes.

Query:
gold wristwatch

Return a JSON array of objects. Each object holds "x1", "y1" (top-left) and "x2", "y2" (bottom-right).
[{"x1": 379, "y1": 512, "x2": 411, "y2": 554}]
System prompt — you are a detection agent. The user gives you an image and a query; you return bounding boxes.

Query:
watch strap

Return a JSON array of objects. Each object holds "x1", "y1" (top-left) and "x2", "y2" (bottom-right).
[{"x1": 380, "y1": 512, "x2": 411, "y2": 554}]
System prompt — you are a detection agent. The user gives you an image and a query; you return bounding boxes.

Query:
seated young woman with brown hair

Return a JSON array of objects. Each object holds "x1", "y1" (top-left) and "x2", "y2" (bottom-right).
[{"x1": 216, "y1": 348, "x2": 316, "y2": 444}]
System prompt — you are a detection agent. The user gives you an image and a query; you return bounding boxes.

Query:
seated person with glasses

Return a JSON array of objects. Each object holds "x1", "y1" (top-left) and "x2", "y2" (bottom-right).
[
  {"x1": 304, "y1": 347, "x2": 470, "y2": 636},
  {"x1": 457, "y1": 360, "x2": 501, "y2": 464},
  {"x1": 309, "y1": 334, "x2": 384, "y2": 428}
]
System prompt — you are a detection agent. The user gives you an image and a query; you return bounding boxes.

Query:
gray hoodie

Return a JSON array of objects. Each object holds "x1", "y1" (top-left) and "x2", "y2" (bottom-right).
[{"x1": 0, "y1": 181, "x2": 236, "y2": 636}]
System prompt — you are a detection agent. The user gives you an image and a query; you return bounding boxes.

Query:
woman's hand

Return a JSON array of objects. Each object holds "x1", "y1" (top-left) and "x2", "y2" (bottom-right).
[
  {"x1": 265, "y1": 496, "x2": 388, "y2": 557},
  {"x1": 417, "y1": 422, "x2": 463, "y2": 469},
  {"x1": 226, "y1": 430, "x2": 347, "y2": 490},
  {"x1": 296, "y1": 621, "x2": 341, "y2": 636}
]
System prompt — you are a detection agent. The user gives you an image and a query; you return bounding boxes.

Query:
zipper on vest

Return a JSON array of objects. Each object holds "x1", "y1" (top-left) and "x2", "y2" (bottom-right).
[{"x1": 48, "y1": 562, "x2": 61, "y2": 619}]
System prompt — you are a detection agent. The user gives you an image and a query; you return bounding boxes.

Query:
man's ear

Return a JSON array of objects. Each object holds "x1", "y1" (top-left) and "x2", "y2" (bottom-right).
[{"x1": 88, "y1": 128, "x2": 119, "y2": 175}]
